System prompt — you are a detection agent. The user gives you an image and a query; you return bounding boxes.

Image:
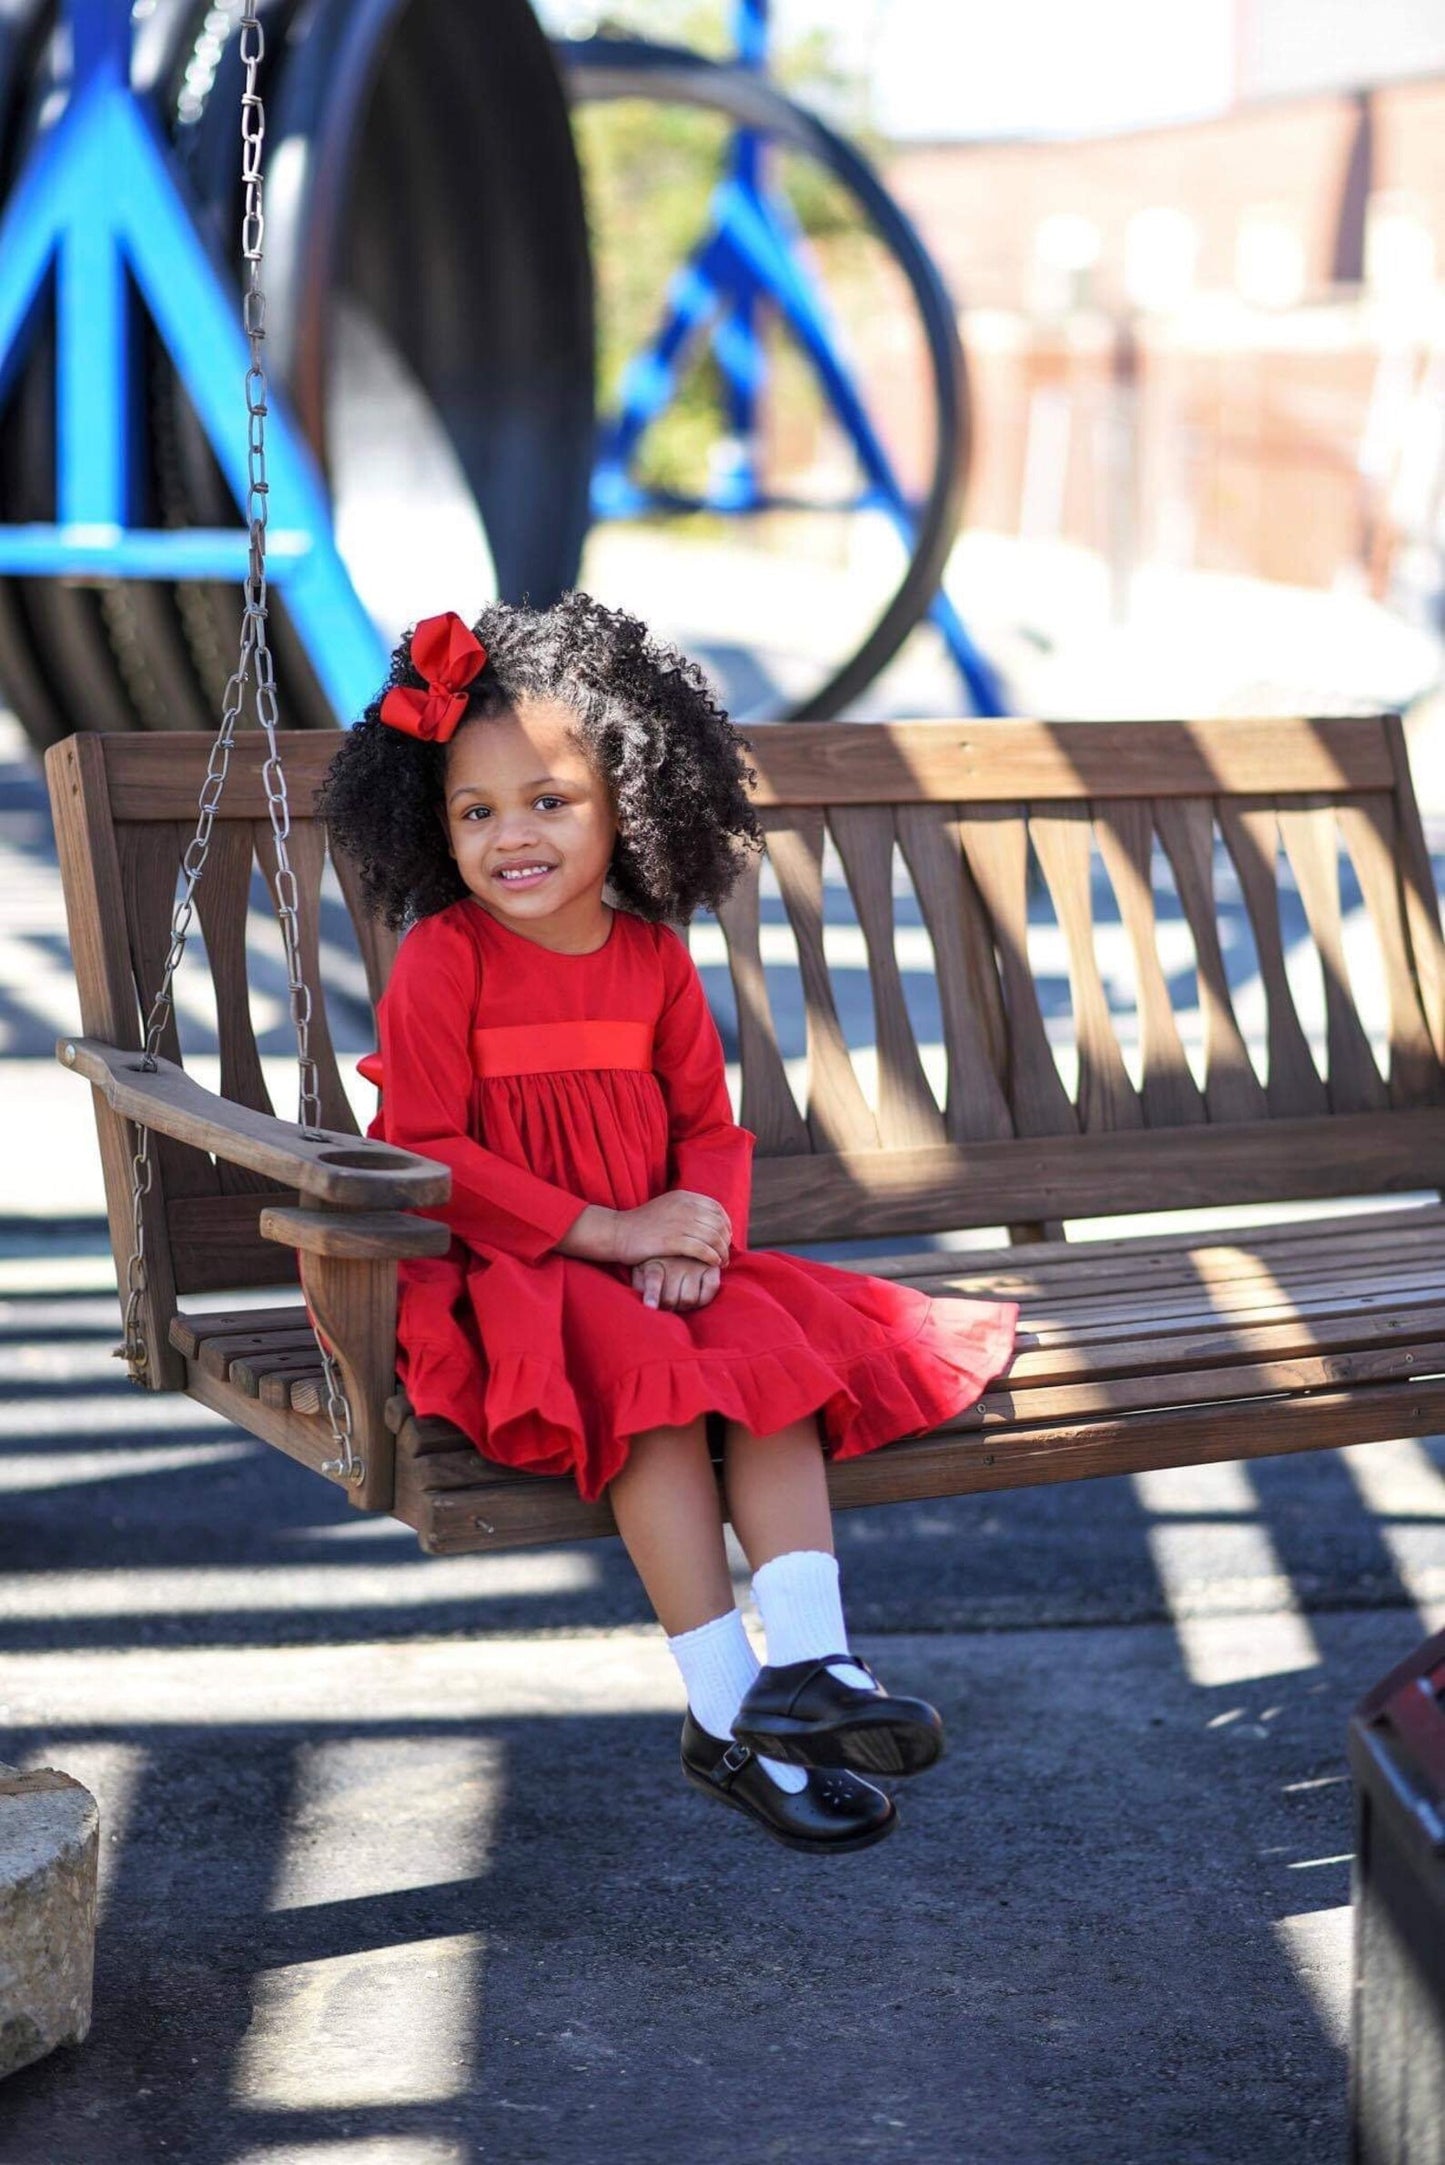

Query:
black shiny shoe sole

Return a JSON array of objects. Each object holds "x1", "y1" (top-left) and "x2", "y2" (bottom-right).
[
  {"x1": 681, "y1": 1761, "x2": 898, "y2": 1854},
  {"x1": 732, "y1": 1705, "x2": 944, "y2": 1779}
]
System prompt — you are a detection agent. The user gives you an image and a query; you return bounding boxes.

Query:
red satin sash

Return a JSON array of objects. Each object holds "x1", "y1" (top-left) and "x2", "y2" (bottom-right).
[
  {"x1": 357, "y1": 1020, "x2": 655, "y2": 1091},
  {"x1": 470, "y1": 1019, "x2": 655, "y2": 1078}
]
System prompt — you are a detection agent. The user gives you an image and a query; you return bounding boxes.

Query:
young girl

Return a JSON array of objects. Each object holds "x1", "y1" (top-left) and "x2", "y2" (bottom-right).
[{"x1": 320, "y1": 593, "x2": 1018, "y2": 1857}]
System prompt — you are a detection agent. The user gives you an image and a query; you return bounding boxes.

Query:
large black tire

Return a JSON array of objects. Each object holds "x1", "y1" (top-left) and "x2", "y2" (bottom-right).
[{"x1": 559, "y1": 37, "x2": 972, "y2": 722}]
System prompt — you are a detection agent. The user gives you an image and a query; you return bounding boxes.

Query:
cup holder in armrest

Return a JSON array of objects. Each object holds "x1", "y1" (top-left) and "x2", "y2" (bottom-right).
[{"x1": 315, "y1": 1147, "x2": 421, "y2": 1170}]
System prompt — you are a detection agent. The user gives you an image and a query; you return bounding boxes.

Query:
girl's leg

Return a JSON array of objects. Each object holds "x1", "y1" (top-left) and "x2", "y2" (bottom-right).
[
  {"x1": 719, "y1": 1412, "x2": 833, "y2": 1571},
  {"x1": 608, "y1": 1416, "x2": 808, "y2": 1788},
  {"x1": 721, "y1": 1414, "x2": 873, "y2": 1689},
  {"x1": 606, "y1": 1415, "x2": 732, "y2": 1634}
]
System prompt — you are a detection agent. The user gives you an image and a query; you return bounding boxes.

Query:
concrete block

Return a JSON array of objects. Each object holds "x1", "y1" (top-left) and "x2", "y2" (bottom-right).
[{"x1": 0, "y1": 1764, "x2": 99, "y2": 2080}]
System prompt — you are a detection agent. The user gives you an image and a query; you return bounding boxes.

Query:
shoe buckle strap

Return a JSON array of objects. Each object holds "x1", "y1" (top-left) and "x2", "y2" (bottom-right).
[
  {"x1": 719, "y1": 1740, "x2": 752, "y2": 1780},
  {"x1": 822, "y1": 1650, "x2": 877, "y2": 1683},
  {"x1": 786, "y1": 1654, "x2": 881, "y2": 1715}
]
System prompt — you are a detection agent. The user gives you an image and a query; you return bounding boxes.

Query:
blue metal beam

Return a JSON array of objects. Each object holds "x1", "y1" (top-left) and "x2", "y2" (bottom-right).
[
  {"x1": 0, "y1": 528, "x2": 311, "y2": 576},
  {"x1": 713, "y1": 0, "x2": 767, "y2": 487},
  {"x1": 587, "y1": 0, "x2": 1004, "y2": 714},
  {"x1": 0, "y1": 0, "x2": 388, "y2": 722}
]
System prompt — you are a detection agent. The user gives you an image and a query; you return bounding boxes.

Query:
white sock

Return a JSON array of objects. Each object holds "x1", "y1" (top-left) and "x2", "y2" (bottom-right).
[
  {"x1": 666, "y1": 1607, "x2": 808, "y2": 1792},
  {"x1": 750, "y1": 1549, "x2": 876, "y2": 1691}
]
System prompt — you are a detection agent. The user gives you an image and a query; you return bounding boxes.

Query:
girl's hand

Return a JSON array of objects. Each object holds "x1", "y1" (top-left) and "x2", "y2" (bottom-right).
[
  {"x1": 556, "y1": 1204, "x2": 623, "y2": 1264},
  {"x1": 633, "y1": 1257, "x2": 723, "y2": 1311},
  {"x1": 610, "y1": 1191, "x2": 732, "y2": 1270}
]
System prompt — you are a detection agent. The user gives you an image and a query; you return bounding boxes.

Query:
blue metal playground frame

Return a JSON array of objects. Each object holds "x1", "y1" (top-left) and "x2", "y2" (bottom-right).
[
  {"x1": 592, "y1": 0, "x2": 1002, "y2": 714},
  {"x1": 0, "y1": 0, "x2": 387, "y2": 720}
]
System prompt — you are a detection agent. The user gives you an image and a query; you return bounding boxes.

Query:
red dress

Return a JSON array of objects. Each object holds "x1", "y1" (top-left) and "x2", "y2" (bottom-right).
[{"x1": 366, "y1": 898, "x2": 1019, "y2": 1503}]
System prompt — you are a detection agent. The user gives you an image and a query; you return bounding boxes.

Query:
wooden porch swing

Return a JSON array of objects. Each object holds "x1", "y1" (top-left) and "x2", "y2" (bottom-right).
[
  {"x1": 44, "y1": 12, "x2": 1445, "y2": 1556},
  {"x1": 48, "y1": 703, "x2": 1445, "y2": 1554}
]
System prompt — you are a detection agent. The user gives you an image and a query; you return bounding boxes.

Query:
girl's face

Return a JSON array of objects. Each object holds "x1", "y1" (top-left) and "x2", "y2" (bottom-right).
[{"x1": 440, "y1": 698, "x2": 619, "y2": 950}]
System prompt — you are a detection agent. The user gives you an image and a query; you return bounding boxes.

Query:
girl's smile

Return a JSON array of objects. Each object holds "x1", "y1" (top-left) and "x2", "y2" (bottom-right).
[
  {"x1": 495, "y1": 861, "x2": 557, "y2": 887},
  {"x1": 440, "y1": 697, "x2": 618, "y2": 954}
]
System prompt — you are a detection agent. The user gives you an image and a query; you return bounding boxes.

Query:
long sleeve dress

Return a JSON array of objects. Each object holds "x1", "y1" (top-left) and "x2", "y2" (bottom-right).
[{"x1": 364, "y1": 897, "x2": 1019, "y2": 1503}]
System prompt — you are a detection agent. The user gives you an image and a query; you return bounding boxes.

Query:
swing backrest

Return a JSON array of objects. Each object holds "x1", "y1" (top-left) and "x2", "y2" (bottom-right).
[
  {"x1": 46, "y1": 714, "x2": 1445, "y2": 1303},
  {"x1": 725, "y1": 713, "x2": 1445, "y2": 1243}
]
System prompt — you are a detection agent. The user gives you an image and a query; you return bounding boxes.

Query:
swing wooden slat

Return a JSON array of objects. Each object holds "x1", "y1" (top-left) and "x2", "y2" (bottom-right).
[
  {"x1": 851, "y1": 1201, "x2": 1445, "y2": 1285},
  {"x1": 893, "y1": 800, "x2": 1014, "y2": 1143},
  {"x1": 45, "y1": 711, "x2": 1445, "y2": 1553}
]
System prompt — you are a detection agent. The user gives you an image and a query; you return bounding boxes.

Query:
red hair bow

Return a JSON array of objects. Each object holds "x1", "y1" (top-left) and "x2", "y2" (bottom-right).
[{"x1": 379, "y1": 612, "x2": 487, "y2": 743}]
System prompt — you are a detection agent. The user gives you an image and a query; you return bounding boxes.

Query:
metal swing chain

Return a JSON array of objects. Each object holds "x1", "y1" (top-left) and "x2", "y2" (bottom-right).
[{"x1": 115, "y1": 6, "x2": 361, "y2": 1486}]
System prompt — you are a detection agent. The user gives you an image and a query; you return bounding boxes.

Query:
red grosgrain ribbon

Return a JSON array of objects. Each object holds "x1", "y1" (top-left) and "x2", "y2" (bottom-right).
[{"x1": 379, "y1": 612, "x2": 487, "y2": 743}]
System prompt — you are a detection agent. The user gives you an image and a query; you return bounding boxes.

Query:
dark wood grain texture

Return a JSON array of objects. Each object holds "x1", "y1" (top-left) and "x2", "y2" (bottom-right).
[
  {"x1": 397, "y1": 1378, "x2": 1445, "y2": 1553},
  {"x1": 297, "y1": 1240, "x2": 401, "y2": 1512},
  {"x1": 96, "y1": 717, "x2": 1403, "y2": 817},
  {"x1": 747, "y1": 1110, "x2": 1445, "y2": 1243},
  {"x1": 1093, "y1": 798, "x2": 1207, "y2": 1127},
  {"x1": 45, "y1": 736, "x2": 184, "y2": 1387},
  {"x1": 765, "y1": 812, "x2": 879, "y2": 1152},
  {"x1": 60, "y1": 1038, "x2": 450, "y2": 1207},
  {"x1": 259, "y1": 1206, "x2": 453, "y2": 1261},
  {"x1": 712, "y1": 850, "x2": 810, "y2": 1154}
]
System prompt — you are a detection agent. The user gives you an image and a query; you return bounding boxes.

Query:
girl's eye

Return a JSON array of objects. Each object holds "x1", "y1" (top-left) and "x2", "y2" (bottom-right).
[{"x1": 460, "y1": 796, "x2": 566, "y2": 820}]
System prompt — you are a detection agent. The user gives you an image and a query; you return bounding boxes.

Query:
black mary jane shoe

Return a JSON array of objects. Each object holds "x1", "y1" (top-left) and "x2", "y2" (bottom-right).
[
  {"x1": 679, "y1": 1709, "x2": 897, "y2": 1854},
  {"x1": 731, "y1": 1654, "x2": 945, "y2": 1779}
]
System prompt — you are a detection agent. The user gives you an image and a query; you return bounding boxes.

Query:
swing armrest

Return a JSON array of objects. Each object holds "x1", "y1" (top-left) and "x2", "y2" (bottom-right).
[
  {"x1": 58, "y1": 1037, "x2": 451, "y2": 1210},
  {"x1": 258, "y1": 1206, "x2": 453, "y2": 1261}
]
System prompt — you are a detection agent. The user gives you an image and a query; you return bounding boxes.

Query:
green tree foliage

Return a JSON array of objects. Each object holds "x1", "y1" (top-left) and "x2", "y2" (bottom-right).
[{"x1": 572, "y1": 4, "x2": 877, "y2": 504}]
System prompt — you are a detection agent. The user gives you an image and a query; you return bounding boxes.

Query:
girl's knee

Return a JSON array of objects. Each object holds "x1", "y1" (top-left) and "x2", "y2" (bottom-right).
[
  {"x1": 638, "y1": 1414, "x2": 708, "y2": 1442},
  {"x1": 721, "y1": 1412, "x2": 823, "y2": 1449},
  {"x1": 617, "y1": 1414, "x2": 710, "y2": 1463}
]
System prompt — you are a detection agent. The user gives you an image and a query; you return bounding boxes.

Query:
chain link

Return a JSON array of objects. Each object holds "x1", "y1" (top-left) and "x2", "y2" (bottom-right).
[{"x1": 116, "y1": 6, "x2": 363, "y2": 1488}]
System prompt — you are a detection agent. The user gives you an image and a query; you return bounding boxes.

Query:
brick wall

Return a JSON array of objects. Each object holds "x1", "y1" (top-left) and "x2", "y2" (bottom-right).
[{"x1": 862, "y1": 82, "x2": 1445, "y2": 588}]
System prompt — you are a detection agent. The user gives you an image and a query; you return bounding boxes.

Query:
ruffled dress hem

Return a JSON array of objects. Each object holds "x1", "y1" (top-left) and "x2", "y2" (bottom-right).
[{"x1": 402, "y1": 1296, "x2": 1020, "y2": 1505}]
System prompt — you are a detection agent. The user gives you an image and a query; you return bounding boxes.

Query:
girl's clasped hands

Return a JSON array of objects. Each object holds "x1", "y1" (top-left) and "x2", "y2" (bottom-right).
[{"x1": 558, "y1": 1188, "x2": 732, "y2": 1311}]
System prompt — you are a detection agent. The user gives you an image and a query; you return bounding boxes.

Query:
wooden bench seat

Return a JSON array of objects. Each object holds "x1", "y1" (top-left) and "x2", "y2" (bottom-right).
[
  {"x1": 165, "y1": 1201, "x2": 1445, "y2": 1552},
  {"x1": 48, "y1": 712, "x2": 1445, "y2": 1548}
]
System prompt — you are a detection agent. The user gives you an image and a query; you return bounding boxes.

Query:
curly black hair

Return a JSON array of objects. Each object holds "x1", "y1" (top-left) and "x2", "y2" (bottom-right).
[{"x1": 317, "y1": 591, "x2": 763, "y2": 931}]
